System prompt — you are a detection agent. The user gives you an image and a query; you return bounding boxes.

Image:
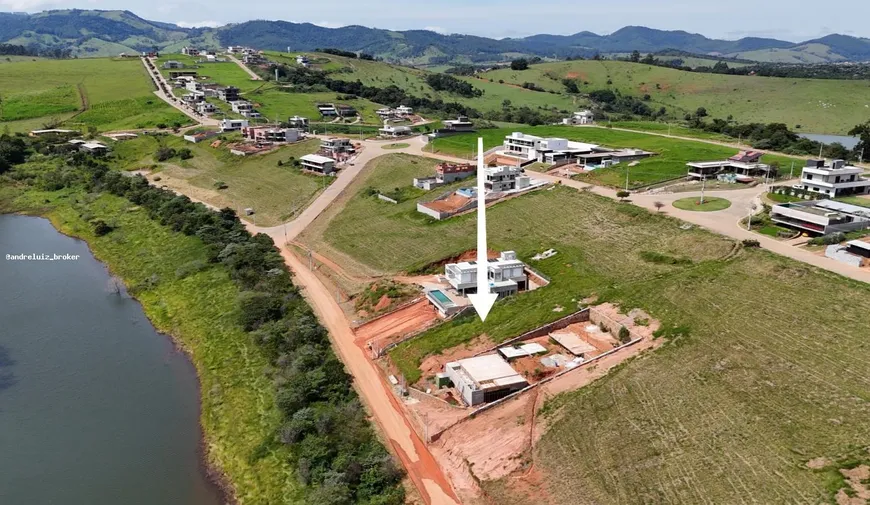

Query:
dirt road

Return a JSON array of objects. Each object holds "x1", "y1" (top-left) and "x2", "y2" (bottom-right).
[
  {"x1": 277, "y1": 248, "x2": 461, "y2": 505},
  {"x1": 225, "y1": 53, "x2": 263, "y2": 81}
]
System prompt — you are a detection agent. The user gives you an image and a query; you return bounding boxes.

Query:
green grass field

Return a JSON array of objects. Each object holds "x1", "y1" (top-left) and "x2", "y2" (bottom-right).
[
  {"x1": 608, "y1": 121, "x2": 734, "y2": 141},
  {"x1": 3, "y1": 188, "x2": 301, "y2": 504},
  {"x1": 246, "y1": 85, "x2": 385, "y2": 124},
  {"x1": 0, "y1": 57, "x2": 189, "y2": 131},
  {"x1": 112, "y1": 135, "x2": 325, "y2": 226},
  {"x1": 156, "y1": 54, "x2": 262, "y2": 92},
  {"x1": 478, "y1": 60, "x2": 870, "y2": 134},
  {"x1": 431, "y1": 126, "x2": 798, "y2": 188},
  {"x1": 672, "y1": 196, "x2": 732, "y2": 211}
]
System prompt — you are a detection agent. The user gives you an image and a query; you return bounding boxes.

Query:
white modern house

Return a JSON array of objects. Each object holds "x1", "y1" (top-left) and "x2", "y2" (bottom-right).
[
  {"x1": 444, "y1": 251, "x2": 528, "y2": 298},
  {"x1": 563, "y1": 110, "x2": 594, "y2": 125},
  {"x1": 443, "y1": 354, "x2": 528, "y2": 406},
  {"x1": 441, "y1": 116, "x2": 475, "y2": 132},
  {"x1": 296, "y1": 54, "x2": 310, "y2": 67},
  {"x1": 378, "y1": 123, "x2": 412, "y2": 138},
  {"x1": 230, "y1": 101, "x2": 253, "y2": 114},
  {"x1": 220, "y1": 118, "x2": 249, "y2": 131},
  {"x1": 288, "y1": 116, "x2": 309, "y2": 129},
  {"x1": 396, "y1": 105, "x2": 413, "y2": 116},
  {"x1": 320, "y1": 137, "x2": 355, "y2": 155},
  {"x1": 500, "y1": 132, "x2": 601, "y2": 164},
  {"x1": 300, "y1": 154, "x2": 336, "y2": 174},
  {"x1": 798, "y1": 159, "x2": 870, "y2": 198},
  {"x1": 196, "y1": 102, "x2": 216, "y2": 114},
  {"x1": 413, "y1": 162, "x2": 476, "y2": 190},
  {"x1": 770, "y1": 199, "x2": 870, "y2": 235},
  {"x1": 686, "y1": 151, "x2": 772, "y2": 180},
  {"x1": 485, "y1": 165, "x2": 531, "y2": 192}
]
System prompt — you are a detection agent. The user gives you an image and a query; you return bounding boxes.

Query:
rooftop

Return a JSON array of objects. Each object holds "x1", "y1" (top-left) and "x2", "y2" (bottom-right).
[
  {"x1": 450, "y1": 354, "x2": 526, "y2": 388},
  {"x1": 301, "y1": 154, "x2": 335, "y2": 164}
]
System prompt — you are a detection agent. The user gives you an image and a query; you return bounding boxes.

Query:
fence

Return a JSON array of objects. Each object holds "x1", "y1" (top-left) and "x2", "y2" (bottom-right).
[{"x1": 377, "y1": 194, "x2": 399, "y2": 204}]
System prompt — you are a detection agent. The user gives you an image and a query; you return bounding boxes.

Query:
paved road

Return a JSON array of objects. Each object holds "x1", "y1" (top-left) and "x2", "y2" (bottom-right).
[
  {"x1": 140, "y1": 57, "x2": 219, "y2": 127},
  {"x1": 225, "y1": 53, "x2": 263, "y2": 81}
]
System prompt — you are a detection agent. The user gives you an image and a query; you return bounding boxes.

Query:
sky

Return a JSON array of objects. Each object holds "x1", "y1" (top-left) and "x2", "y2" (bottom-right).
[{"x1": 2, "y1": 0, "x2": 868, "y2": 41}]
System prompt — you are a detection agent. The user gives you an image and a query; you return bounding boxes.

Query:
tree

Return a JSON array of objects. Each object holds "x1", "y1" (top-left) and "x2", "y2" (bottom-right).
[
  {"x1": 510, "y1": 58, "x2": 529, "y2": 71},
  {"x1": 616, "y1": 190, "x2": 630, "y2": 201},
  {"x1": 849, "y1": 121, "x2": 870, "y2": 161},
  {"x1": 653, "y1": 201, "x2": 665, "y2": 212},
  {"x1": 630, "y1": 50, "x2": 640, "y2": 63},
  {"x1": 695, "y1": 107, "x2": 708, "y2": 118}
]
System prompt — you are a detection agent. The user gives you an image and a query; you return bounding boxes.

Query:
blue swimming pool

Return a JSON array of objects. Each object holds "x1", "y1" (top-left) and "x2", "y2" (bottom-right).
[{"x1": 428, "y1": 290, "x2": 454, "y2": 306}]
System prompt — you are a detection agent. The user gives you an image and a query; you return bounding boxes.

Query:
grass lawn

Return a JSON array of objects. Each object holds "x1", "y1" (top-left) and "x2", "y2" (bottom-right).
[
  {"x1": 247, "y1": 86, "x2": 385, "y2": 124},
  {"x1": 112, "y1": 135, "x2": 324, "y2": 226},
  {"x1": 767, "y1": 192, "x2": 805, "y2": 204},
  {"x1": 0, "y1": 57, "x2": 189, "y2": 131},
  {"x1": 835, "y1": 196, "x2": 870, "y2": 208},
  {"x1": 381, "y1": 143, "x2": 410, "y2": 150},
  {"x1": 608, "y1": 120, "x2": 734, "y2": 141},
  {"x1": 478, "y1": 59, "x2": 870, "y2": 134},
  {"x1": 431, "y1": 126, "x2": 799, "y2": 188},
  {"x1": 672, "y1": 196, "x2": 732, "y2": 211},
  {"x1": 3, "y1": 188, "x2": 300, "y2": 504}
]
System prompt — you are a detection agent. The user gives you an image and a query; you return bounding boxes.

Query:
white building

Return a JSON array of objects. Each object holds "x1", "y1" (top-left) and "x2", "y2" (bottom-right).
[
  {"x1": 300, "y1": 154, "x2": 336, "y2": 174},
  {"x1": 770, "y1": 199, "x2": 870, "y2": 235},
  {"x1": 799, "y1": 159, "x2": 870, "y2": 198},
  {"x1": 196, "y1": 102, "x2": 216, "y2": 114},
  {"x1": 396, "y1": 105, "x2": 413, "y2": 116},
  {"x1": 220, "y1": 118, "x2": 249, "y2": 131},
  {"x1": 288, "y1": 116, "x2": 309, "y2": 128},
  {"x1": 320, "y1": 137, "x2": 354, "y2": 155},
  {"x1": 230, "y1": 101, "x2": 254, "y2": 114},
  {"x1": 563, "y1": 110, "x2": 594, "y2": 125},
  {"x1": 441, "y1": 116, "x2": 475, "y2": 132},
  {"x1": 296, "y1": 54, "x2": 310, "y2": 67},
  {"x1": 444, "y1": 355, "x2": 528, "y2": 406},
  {"x1": 500, "y1": 132, "x2": 601, "y2": 163},
  {"x1": 485, "y1": 165, "x2": 531, "y2": 192},
  {"x1": 445, "y1": 251, "x2": 528, "y2": 298},
  {"x1": 378, "y1": 123, "x2": 412, "y2": 138}
]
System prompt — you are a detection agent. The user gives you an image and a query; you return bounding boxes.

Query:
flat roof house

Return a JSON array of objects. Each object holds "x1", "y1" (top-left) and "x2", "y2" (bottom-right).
[
  {"x1": 162, "y1": 60, "x2": 185, "y2": 69},
  {"x1": 242, "y1": 127, "x2": 301, "y2": 143},
  {"x1": 300, "y1": 154, "x2": 336, "y2": 174},
  {"x1": 220, "y1": 118, "x2": 249, "y2": 132},
  {"x1": 168, "y1": 70, "x2": 198, "y2": 79},
  {"x1": 79, "y1": 141, "x2": 108, "y2": 154},
  {"x1": 288, "y1": 116, "x2": 309, "y2": 128},
  {"x1": 320, "y1": 137, "x2": 354, "y2": 155},
  {"x1": 29, "y1": 129, "x2": 78, "y2": 137},
  {"x1": 378, "y1": 124, "x2": 412, "y2": 138},
  {"x1": 770, "y1": 199, "x2": 870, "y2": 235},
  {"x1": 181, "y1": 47, "x2": 200, "y2": 56},
  {"x1": 500, "y1": 132, "x2": 602, "y2": 164},
  {"x1": 798, "y1": 159, "x2": 870, "y2": 198},
  {"x1": 441, "y1": 116, "x2": 475, "y2": 132},
  {"x1": 396, "y1": 105, "x2": 413, "y2": 116},
  {"x1": 445, "y1": 251, "x2": 528, "y2": 298},
  {"x1": 485, "y1": 165, "x2": 531, "y2": 192},
  {"x1": 218, "y1": 86, "x2": 241, "y2": 102},
  {"x1": 444, "y1": 354, "x2": 528, "y2": 406},
  {"x1": 413, "y1": 162, "x2": 476, "y2": 190},
  {"x1": 196, "y1": 102, "x2": 216, "y2": 114},
  {"x1": 230, "y1": 101, "x2": 254, "y2": 114},
  {"x1": 296, "y1": 55, "x2": 310, "y2": 67},
  {"x1": 317, "y1": 103, "x2": 338, "y2": 116},
  {"x1": 686, "y1": 151, "x2": 772, "y2": 180},
  {"x1": 335, "y1": 104, "x2": 357, "y2": 117}
]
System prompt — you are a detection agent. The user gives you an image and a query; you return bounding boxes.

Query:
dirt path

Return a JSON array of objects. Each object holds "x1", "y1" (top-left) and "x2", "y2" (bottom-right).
[
  {"x1": 277, "y1": 247, "x2": 461, "y2": 505},
  {"x1": 225, "y1": 53, "x2": 263, "y2": 81}
]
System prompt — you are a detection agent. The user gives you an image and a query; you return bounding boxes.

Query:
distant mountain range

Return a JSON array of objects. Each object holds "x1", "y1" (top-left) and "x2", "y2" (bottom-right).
[{"x1": 2, "y1": 9, "x2": 870, "y2": 64}]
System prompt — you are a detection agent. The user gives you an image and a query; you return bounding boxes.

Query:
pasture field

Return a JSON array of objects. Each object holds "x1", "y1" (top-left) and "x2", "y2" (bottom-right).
[
  {"x1": 607, "y1": 120, "x2": 734, "y2": 141},
  {"x1": 111, "y1": 135, "x2": 324, "y2": 226},
  {"x1": 2, "y1": 188, "x2": 300, "y2": 504},
  {"x1": 431, "y1": 126, "x2": 799, "y2": 188},
  {"x1": 299, "y1": 153, "x2": 870, "y2": 504},
  {"x1": 268, "y1": 51, "x2": 579, "y2": 114},
  {"x1": 246, "y1": 85, "x2": 385, "y2": 124},
  {"x1": 479, "y1": 60, "x2": 870, "y2": 134},
  {"x1": 0, "y1": 57, "x2": 189, "y2": 130}
]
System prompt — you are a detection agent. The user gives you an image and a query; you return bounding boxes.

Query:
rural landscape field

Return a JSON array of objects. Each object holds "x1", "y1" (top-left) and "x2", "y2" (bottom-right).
[{"x1": 2, "y1": 5, "x2": 870, "y2": 505}]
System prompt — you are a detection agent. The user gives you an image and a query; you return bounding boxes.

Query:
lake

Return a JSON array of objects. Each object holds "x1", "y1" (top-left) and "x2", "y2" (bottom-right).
[
  {"x1": 798, "y1": 133, "x2": 860, "y2": 150},
  {"x1": 0, "y1": 214, "x2": 225, "y2": 505}
]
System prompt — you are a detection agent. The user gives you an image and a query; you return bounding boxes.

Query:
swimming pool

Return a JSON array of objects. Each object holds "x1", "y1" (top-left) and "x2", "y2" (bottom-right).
[{"x1": 428, "y1": 289, "x2": 454, "y2": 306}]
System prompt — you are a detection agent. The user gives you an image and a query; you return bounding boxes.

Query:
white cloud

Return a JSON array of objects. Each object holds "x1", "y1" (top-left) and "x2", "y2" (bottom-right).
[{"x1": 175, "y1": 20, "x2": 223, "y2": 28}]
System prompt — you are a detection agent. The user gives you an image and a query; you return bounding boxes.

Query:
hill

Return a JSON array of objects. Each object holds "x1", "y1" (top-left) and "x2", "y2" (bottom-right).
[
  {"x1": 478, "y1": 59, "x2": 870, "y2": 134},
  {"x1": 2, "y1": 9, "x2": 870, "y2": 63}
]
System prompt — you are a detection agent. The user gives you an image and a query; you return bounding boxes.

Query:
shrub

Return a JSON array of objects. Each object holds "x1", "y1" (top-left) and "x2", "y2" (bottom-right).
[
  {"x1": 742, "y1": 239, "x2": 761, "y2": 248},
  {"x1": 92, "y1": 220, "x2": 114, "y2": 236},
  {"x1": 618, "y1": 326, "x2": 631, "y2": 343},
  {"x1": 616, "y1": 190, "x2": 630, "y2": 200},
  {"x1": 808, "y1": 232, "x2": 845, "y2": 246}
]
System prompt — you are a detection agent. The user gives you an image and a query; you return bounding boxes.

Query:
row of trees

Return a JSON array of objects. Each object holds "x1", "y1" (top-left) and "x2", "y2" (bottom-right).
[
  {"x1": 424, "y1": 73, "x2": 483, "y2": 97},
  {"x1": 316, "y1": 48, "x2": 375, "y2": 60},
  {"x1": 9, "y1": 149, "x2": 406, "y2": 505}
]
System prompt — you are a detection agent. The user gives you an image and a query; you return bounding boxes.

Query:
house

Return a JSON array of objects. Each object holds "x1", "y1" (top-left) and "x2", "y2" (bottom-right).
[
  {"x1": 162, "y1": 60, "x2": 184, "y2": 69},
  {"x1": 241, "y1": 127, "x2": 301, "y2": 143},
  {"x1": 181, "y1": 47, "x2": 200, "y2": 56},
  {"x1": 395, "y1": 105, "x2": 413, "y2": 116},
  {"x1": 317, "y1": 103, "x2": 337, "y2": 116},
  {"x1": 441, "y1": 116, "x2": 475, "y2": 133},
  {"x1": 686, "y1": 151, "x2": 773, "y2": 180},
  {"x1": 230, "y1": 101, "x2": 253, "y2": 114},
  {"x1": 443, "y1": 354, "x2": 528, "y2": 406},
  {"x1": 336, "y1": 104, "x2": 357, "y2": 117},
  {"x1": 413, "y1": 162, "x2": 476, "y2": 190},
  {"x1": 220, "y1": 119, "x2": 249, "y2": 132},
  {"x1": 320, "y1": 137, "x2": 354, "y2": 155},
  {"x1": 444, "y1": 251, "x2": 528, "y2": 298},
  {"x1": 205, "y1": 54, "x2": 217, "y2": 63},
  {"x1": 217, "y1": 86, "x2": 240, "y2": 102},
  {"x1": 376, "y1": 107, "x2": 395, "y2": 119},
  {"x1": 184, "y1": 130, "x2": 220, "y2": 143},
  {"x1": 79, "y1": 141, "x2": 108, "y2": 154},
  {"x1": 378, "y1": 124, "x2": 412, "y2": 138},
  {"x1": 196, "y1": 102, "x2": 216, "y2": 114},
  {"x1": 300, "y1": 154, "x2": 336, "y2": 174},
  {"x1": 500, "y1": 132, "x2": 603, "y2": 164},
  {"x1": 563, "y1": 110, "x2": 594, "y2": 125},
  {"x1": 798, "y1": 159, "x2": 870, "y2": 197},
  {"x1": 242, "y1": 53, "x2": 265, "y2": 64},
  {"x1": 182, "y1": 91, "x2": 205, "y2": 103},
  {"x1": 577, "y1": 148, "x2": 655, "y2": 168},
  {"x1": 168, "y1": 70, "x2": 198, "y2": 79},
  {"x1": 296, "y1": 54, "x2": 310, "y2": 67},
  {"x1": 288, "y1": 116, "x2": 309, "y2": 129},
  {"x1": 29, "y1": 129, "x2": 78, "y2": 137},
  {"x1": 104, "y1": 132, "x2": 138, "y2": 141},
  {"x1": 186, "y1": 81, "x2": 204, "y2": 92},
  {"x1": 770, "y1": 199, "x2": 870, "y2": 235},
  {"x1": 485, "y1": 165, "x2": 530, "y2": 192}
]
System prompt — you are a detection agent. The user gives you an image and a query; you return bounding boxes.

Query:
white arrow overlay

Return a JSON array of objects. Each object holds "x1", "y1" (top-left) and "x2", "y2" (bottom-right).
[{"x1": 467, "y1": 137, "x2": 498, "y2": 322}]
